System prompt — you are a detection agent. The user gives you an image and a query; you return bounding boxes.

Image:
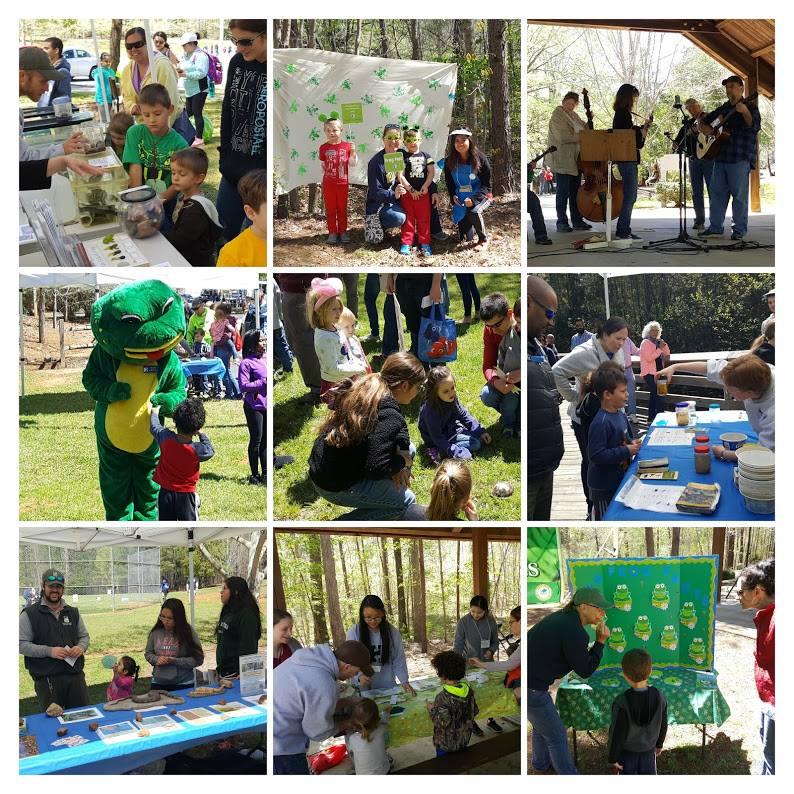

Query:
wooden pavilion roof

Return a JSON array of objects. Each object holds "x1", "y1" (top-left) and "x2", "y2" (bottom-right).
[{"x1": 527, "y1": 19, "x2": 775, "y2": 98}]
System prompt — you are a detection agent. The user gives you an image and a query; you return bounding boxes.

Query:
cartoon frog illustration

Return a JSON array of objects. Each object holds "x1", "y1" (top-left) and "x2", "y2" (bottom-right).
[
  {"x1": 614, "y1": 584, "x2": 633, "y2": 612},
  {"x1": 688, "y1": 637, "x2": 707, "y2": 664},
  {"x1": 660, "y1": 625, "x2": 678, "y2": 650},
  {"x1": 634, "y1": 615, "x2": 652, "y2": 642},
  {"x1": 679, "y1": 601, "x2": 698, "y2": 630},
  {"x1": 602, "y1": 677, "x2": 624, "y2": 688},
  {"x1": 651, "y1": 583, "x2": 670, "y2": 610},
  {"x1": 663, "y1": 675, "x2": 683, "y2": 686},
  {"x1": 608, "y1": 626, "x2": 627, "y2": 653}
]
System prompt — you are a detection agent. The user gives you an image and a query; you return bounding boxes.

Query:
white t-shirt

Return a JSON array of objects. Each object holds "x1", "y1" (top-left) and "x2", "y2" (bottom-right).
[{"x1": 345, "y1": 715, "x2": 391, "y2": 775}]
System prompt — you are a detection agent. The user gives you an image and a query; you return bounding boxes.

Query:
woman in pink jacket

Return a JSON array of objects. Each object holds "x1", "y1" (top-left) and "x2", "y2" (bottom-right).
[{"x1": 639, "y1": 321, "x2": 670, "y2": 424}]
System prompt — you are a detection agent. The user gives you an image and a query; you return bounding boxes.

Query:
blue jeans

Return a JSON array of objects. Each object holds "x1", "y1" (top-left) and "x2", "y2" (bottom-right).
[
  {"x1": 454, "y1": 432, "x2": 482, "y2": 455},
  {"x1": 217, "y1": 175, "x2": 247, "y2": 241},
  {"x1": 554, "y1": 172, "x2": 584, "y2": 227},
  {"x1": 455, "y1": 274, "x2": 481, "y2": 318},
  {"x1": 273, "y1": 752, "x2": 310, "y2": 775},
  {"x1": 379, "y1": 203, "x2": 406, "y2": 230},
  {"x1": 616, "y1": 162, "x2": 638, "y2": 237},
  {"x1": 626, "y1": 371, "x2": 637, "y2": 415},
  {"x1": 214, "y1": 341, "x2": 240, "y2": 398},
  {"x1": 708, "y1": 159, "x2": 751, "y2": 235},
  {"x1": 364, "y1": 273, "x2": 381, "y2": 336},
  {"x1": 688, "y1": 156, "x2": 714, "y2": 225},
  {"x1": 760, "y1": 705, "x2": 775, "y2": 775},
  {"x1": 272, "y1": 327, "x2": 294, "y2": 373},
  {"x1": 480, "y1": 383, "x2": 520, "y2": 432},
  {"x1": 526, "y1": 689, "x2": 578, "y2": 774}
]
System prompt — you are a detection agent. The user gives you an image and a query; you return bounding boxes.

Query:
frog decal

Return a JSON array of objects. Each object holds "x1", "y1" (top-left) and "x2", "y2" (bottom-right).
[
  {"x1": 663, "y1": 674, "x2": 683, "y2": 686},
  {"x1": 651, "y1": 583, "x2": 670, "y2": 610},
  {"x1": 83, "y1": 280, "x2": 186, "y2": 521},
  {"x1": 601, "y1": 677, "x2": 624, "y2": 688},
  {"x1": 608, "y1": 626, "x2": 626, "y2": 653},
  {"x1": 660, "y1": 625, "x2": 678, "y2": 651},
  {"x1": 614, "y1": 584, "x2": 632, "y2": 612},
  {"x1": 679, "y1": 601, "x2": 698, "y2": 630},
  {"x1": 634, "y1": 615, "x2": 652, "y2": 642},
  {"x1": 688, "y1": 637, "x2": 707, "y2": 665}
]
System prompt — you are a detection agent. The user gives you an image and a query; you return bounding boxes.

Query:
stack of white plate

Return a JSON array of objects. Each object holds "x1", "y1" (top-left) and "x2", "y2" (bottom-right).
[{"x1": 736, "y1": 447, "x2": 774, "y2": 513}]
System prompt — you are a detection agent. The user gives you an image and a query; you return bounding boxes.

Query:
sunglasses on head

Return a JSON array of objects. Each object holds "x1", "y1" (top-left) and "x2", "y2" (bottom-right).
[
  {"x1": 45, "y1": 575, "x2": 65, "y2": 584},
  {"x1": 231, "y1": 32, "x2": 265, "y2": 47},
  {"x1": 125, "y1": 40, "x2": 146, "y2": 50}
]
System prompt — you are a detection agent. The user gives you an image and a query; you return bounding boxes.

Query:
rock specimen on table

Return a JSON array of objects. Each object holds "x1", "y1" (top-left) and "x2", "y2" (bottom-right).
[
  {"x1": 45, "y1": 703, "x2": 64, "y2": 718},
  {"x1": 56, "y1": 728, "x2": 68, "y2": 737},
  {"x1": 89, "y1": 722, "x2": 99, "y2": 731}
]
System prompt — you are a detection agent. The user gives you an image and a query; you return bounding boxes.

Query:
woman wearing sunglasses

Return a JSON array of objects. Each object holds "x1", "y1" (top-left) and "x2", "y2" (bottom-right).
[
  {"x1": 120, "y1": 26, "x2": 182, "y2": 127},
  {"x1": 152, "y1": 31, "x2": 180, "y2": 67},
  {"x1": 217, "y1": 19, "x2": 267, "y2": 240}
]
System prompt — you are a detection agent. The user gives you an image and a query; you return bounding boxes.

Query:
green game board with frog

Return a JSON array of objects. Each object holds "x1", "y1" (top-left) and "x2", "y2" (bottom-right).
[{"x1": 566, "y1": 556, "x2": 718, "y2": 671}]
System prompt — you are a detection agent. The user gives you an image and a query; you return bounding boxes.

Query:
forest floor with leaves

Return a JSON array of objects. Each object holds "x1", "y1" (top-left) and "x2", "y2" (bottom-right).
[
  {"x1": 273, "y1": 187, "x2": 521, "y2": 267},
  {"x1": 273, "y1": 272, "x2": 522, "y2": 520},
  {"x1": 527, "y1": 594, "x2": 766, "y2": 775}
]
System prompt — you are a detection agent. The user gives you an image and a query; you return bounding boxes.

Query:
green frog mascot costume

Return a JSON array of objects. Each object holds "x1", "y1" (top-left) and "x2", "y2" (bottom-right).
[{"x1": 82, "y1": 280, "x2": 187, "y2": 520}]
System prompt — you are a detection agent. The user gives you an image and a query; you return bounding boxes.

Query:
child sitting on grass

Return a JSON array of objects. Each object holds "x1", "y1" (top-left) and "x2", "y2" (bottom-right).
[
  {"x1": 419, "y1": 366, "x2": 491, "y2": 463},
  {"x1": 587, "y1": 362, "x2": 641, "y2": 521},
  {"x1": 497, "y1": 299, "x2": 522, "y2": 437},
  {"x1": 163, "y1": 147, "x2": 223, "y2": 267},
  {"x1": 150, "y1": 397, "x2": 215, "y2": 520},
  {"x1": 426, "y1": 650, "x2": 479, "y2": 757},
  {"x1": 343, "y1": 697, "x2": 393, "y2": 775},
  {"x1": 307, "y1": 277, "x2": 369, "y2": 402},
  {"x1": 216, "y1": 169, "x2": 267, "y2": 266},
  {"x1": 106, "y1": 655, "x2": 139, "y2": 701},
  {"x1": 608, "y1": 648, "x2": 668, "y2": 774},
  {"x1": 402, "y1": 459, "x2": 479, "y2": 521}
]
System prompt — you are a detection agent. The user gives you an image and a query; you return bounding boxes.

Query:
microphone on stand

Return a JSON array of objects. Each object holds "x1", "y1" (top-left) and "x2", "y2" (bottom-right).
[{"x1": 673, "y1": 95, "x2": 682, "y2": 109}]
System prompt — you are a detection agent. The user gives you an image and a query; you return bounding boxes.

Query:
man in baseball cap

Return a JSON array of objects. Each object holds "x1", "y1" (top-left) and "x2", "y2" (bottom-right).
[
  {"x1": 19, "y1": 568, "x2": 91, "y2": 711},
  {"x1": 273, "y1": 638, "x2": 372, "y2": 774},
  {"x1": 527, "y1": 586, "x2": 612, "y2": 773}
]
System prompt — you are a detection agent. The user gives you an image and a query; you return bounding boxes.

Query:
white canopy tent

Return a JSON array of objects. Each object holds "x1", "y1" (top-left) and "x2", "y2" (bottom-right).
[
  {"x1": 19, "y1": 525, "x2": 263, "y2": 625},
  {"x1": 19, "y1": 268, "x2": 263, "y2": 396}
]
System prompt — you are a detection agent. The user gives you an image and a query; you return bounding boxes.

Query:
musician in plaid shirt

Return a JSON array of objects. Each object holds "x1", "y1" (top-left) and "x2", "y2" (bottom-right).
[{"x1": 698, "y1": 75, "x2": 761, "y2": 241}]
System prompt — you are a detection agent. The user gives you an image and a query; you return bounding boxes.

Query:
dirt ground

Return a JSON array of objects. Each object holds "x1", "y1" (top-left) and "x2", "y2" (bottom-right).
[
  {"x1": 21, "y1": 315, "x2": 94, "y2": 370},
  {"x1": 527, "y1": 587, "x2": 766, "y2": 775},
  {"x1": 273, "y1": 185, "x2": 521, "y2": 267}
]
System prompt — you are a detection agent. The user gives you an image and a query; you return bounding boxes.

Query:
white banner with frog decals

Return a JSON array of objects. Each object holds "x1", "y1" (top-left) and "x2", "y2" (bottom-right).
[{"x1": 273, "y1": 48, "x2": 458, "y2": 193}]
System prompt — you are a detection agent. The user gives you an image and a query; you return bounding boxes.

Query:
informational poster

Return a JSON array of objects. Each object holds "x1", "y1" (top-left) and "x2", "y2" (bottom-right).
[
  {"x1": 239, "y1": 653, "x2": 266, "y2": 697},
  {"x1": 527, "y1": 528, "x2": 562, "y2": 605},
  {"x1": 567, "y1": 555, "x2": 719, "y2": 670}
]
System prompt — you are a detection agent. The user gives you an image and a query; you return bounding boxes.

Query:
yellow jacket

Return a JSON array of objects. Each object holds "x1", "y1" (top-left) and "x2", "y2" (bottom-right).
[{"x1": 120, "y1": 52, "x2": 182, "y2": 126}]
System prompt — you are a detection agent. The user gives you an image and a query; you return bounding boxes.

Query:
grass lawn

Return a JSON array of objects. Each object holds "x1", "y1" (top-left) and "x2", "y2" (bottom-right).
[
  {"x1": 18, "y1": 588, "x2": 266, "y2": 716},
  {"x1": 19, "y1": 368, "x2": 263, "y2": 521},
  {"x1": 273, "y1": 272, "x2": 522, "y2": 521}
]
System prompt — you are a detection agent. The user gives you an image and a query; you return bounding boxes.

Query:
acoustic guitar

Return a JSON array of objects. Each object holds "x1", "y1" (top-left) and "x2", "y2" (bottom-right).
[{"x1": 696, "y1": 93, "x2": 759, "y2": 160}]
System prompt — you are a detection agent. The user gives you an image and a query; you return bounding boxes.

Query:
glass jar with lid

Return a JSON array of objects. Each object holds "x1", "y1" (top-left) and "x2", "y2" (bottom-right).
[{"x1": 118, "y1": 186, "x2": 164, "y2": 239}]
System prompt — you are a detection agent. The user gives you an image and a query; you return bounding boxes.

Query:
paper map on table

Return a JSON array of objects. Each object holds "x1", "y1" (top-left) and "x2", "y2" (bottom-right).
[{"x1": 647, "y1": 429, "x2": 694, "y2": 446}]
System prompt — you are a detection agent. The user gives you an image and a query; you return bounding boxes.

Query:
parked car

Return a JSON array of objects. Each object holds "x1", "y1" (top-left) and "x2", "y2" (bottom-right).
[{"x1": 63, "y1": 47, "x2": 97, "y2": 80}]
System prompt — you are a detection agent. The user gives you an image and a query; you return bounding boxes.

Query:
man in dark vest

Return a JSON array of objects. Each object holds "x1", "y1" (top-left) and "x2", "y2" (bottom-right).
[{"x1": 19, "y1": 568, "x2": 90, "y2": 711}]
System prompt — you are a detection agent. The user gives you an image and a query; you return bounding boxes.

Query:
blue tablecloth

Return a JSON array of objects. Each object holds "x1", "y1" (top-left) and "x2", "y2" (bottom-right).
[
  {"x1": 181, "y1": 358, "x2": 226, "y2": 379},
  {"x1": 604, "y1": 414, "x2": 774, "y2": 521},
  {"x1": 19, "y1": 682, "x2": 266, "y2": 775}
]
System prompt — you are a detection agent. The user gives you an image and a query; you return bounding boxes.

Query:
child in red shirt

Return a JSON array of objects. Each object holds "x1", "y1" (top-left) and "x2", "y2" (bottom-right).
[{"x1": 319, "y1": 115, "x2": 358, "y2": 244}]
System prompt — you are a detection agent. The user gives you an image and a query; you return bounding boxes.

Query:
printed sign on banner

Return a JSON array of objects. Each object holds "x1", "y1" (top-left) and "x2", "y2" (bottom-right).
[{"x1": 527, "y1": 528, "x2": 562, "y2": 605}]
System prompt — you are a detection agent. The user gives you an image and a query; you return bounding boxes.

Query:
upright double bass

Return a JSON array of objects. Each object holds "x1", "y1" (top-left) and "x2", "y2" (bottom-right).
[{"x1": 576, "y1": 88, "x2": 624, "y2": 223}]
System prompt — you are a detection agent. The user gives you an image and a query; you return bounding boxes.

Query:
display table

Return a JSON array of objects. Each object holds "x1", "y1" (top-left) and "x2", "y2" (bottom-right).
[
  {"x1": 22, "y1": 108, "x2": 94, "y2": 132},
  {"x1": 604, "y1": 411, "x2": 773, "y2": 521},
  {"x1": 181, "y1": 358, "x2": 227, "y2": 380},
  {"x1": 19, "y1": 681, "x2": 266, "y2": 775},
  {"x1": 556, "y1": 666, "x2": 730, "y2": 762}
]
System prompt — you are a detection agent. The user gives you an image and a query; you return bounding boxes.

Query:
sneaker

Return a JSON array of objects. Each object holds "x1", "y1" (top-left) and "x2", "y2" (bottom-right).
[
  {"x1": 556, "y1": 223, "x2": 573, "y2": 233},
  {"x1": 420, "y1": 244, "x2": 432, "y2": 257},
  {"x1": 698, "y1": 228, "x2": 724, "y2": 238},
  {"x1": 427, "y1": 447, "x2": 441, "y2": 465},
  {"x1": 399, "y1": 244, "x2": 412, "y2": 255},
  {"x1": 274, "y1": 454, "x2": 295, "y2": 469},
  {"x1": 432, "y1": 231, "x2": 450, "y2": 242},
  {"x1": 731, "y1": 232, "x2": 744, "y2": 241},
  {"x1": 616, "y1": 233, "x2": 643, "y2": 241},
  {"x1": 247, "y1": 474, "x2": 261, "y2": 485},
  {"x1": 487, "y1": 718, "x2": 504, "y2": 734},
  {"x1": 339, "y1": 231, "x2": 351, "y2": 243},
  {"x1": 362, "y1": 333, "x2": 380, "y2": 343},
  {"x1": 572, "y1": 221, "x2": 592, "y2": 230},
  {"x1": 297, "y1": 391, "x2": 321, "y2": 407},
  {"x1": 693, "y1": 222, "x2": 705, "y2": 231},
  {"x1": 327, "y1": 233, "x2": 339, "y2": 244},
  {"x1": 471, "y1": 721, "x2": 485, "y2": 737},
  {"x1": 535, "y1": 236, "x2": 553, "y2": 245},
  {"x1": 191, "y1": 137, "x2": 205, "y2": 148},
  {"x1": 462, "y1": 315, "x2": 473, "y2": 323}
]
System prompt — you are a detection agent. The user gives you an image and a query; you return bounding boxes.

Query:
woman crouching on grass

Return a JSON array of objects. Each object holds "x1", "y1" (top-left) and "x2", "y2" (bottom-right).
[{"x1": 308, "y1": 352, "x2": 426, "y2": 520}]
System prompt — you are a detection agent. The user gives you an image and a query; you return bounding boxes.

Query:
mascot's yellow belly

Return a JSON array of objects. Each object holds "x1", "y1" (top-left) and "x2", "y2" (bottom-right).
[{"x1": 106, "y1": 362, "x2": 158, "y2": 453}]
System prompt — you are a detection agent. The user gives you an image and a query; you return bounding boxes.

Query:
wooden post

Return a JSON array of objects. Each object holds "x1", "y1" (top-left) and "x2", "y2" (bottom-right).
[
  {"x1": 472, "y1": 530, "x2": 488, "y2": 599},
  {"x1": 747, "y1": 68, "x2": 761, "y2": 213},
  {"x1": 273, "y1": 535, "x2": 286, "y2": 611},
  {"x1": 711, "y1": 527, "x2": 726, "y2": 603},
  {"x1": 58, "y1": 320, "x2": 65, "y2": 368}
]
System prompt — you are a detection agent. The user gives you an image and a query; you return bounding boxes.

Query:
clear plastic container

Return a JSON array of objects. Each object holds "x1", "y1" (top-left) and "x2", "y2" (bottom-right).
[
  {"x1": 118, "y1": 186, "x2": 164, "y2": 238},
  {"x1": 79, "y1": 122, "x2": 106, "y2": 154},
  {"x1": 68, "y1": 148, "x2": 129, "y2": 226},
  {"x1": 52, "y1": 96, "x2": 72, "y2": 119},
  {"x1": 709, "y1": 403, "x2": 720, "y2": 422},
  {"x1": 657, "y1": 376, "x2": 668, "y2": 395},
  {"x1": 694, "y1": 445, "x2": 711, "y2": 474},
  {"x1": 688, "y1": 400, "x2": 697, "y2": 426},
  {"x1": 675, "y1": 401, "x2": 689, "y2": 426}
]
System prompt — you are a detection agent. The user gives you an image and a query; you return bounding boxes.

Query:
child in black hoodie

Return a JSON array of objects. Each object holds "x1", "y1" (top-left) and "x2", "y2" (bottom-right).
[
  {"x1": 164, "y1": 148, "x2": 224, "y2": 266},
  {"x1": 608, "y1": 648, "x2": 668, "y2": 774}
]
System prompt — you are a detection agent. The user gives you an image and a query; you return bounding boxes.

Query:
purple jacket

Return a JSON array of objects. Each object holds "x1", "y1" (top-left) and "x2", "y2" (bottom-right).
[
  {"x1": 238, "y1": 354, "x2": 267, "y2": 411},
  {"x1": 418, "y1": 398, "x2": 483, "y2": 460}
]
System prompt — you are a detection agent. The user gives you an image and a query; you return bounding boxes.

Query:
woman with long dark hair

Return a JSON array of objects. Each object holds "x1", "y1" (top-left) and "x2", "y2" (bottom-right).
[
  {"x1": 345, "y1": 594, "x2": 416, "y2": 696},
  {"x1": 144, "y1": 598, "x2": 204, "y2": 690},
  {"x1": 152, "y1": 31, "x2": 179, "y2": 66},
  {"x1": 612, "y1": 83, "x2": 651, "y2": 241},
  {"x1": 238, "y1": 328, "x2": 267, "y2": 484},
  {"x1": 443, "y1": 129, "x2": 493, "y2": 251},
  {"x1": 215, "y1": 576, "x2": 262, "y2": 676}
]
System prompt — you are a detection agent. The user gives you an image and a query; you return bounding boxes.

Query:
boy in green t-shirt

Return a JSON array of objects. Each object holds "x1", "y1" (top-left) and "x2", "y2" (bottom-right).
[{"x1": 122, "y1": 82, "x2": 187, "y2": 205}]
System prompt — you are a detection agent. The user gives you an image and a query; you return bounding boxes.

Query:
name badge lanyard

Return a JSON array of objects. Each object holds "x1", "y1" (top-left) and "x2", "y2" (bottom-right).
[{"x1": 476, "y1": 617, "x2": 491, "y2": 650}]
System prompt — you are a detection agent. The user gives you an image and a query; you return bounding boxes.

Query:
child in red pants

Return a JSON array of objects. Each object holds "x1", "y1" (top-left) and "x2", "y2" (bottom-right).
[
  {"x1": 398, "y1": 126, "x2": 435, "y2": 258},
  {"x1": 319, "y1": 115, "x2": 357, "y2": 244}
]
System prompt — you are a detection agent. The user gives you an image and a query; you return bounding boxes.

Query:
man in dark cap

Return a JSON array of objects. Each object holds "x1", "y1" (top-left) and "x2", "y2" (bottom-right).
[
  {"x1": 19, "y1": 569, "x2": 91, "y2": 711},
  {"x1": 697, "y1": 75, "x2": 761, "y2": 241}
]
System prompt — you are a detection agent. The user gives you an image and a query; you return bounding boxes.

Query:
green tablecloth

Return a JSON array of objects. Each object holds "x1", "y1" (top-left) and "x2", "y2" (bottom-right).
[
  {"x1": 365, "y1": 672, "x2": 519, "y2": 749},
  {"x1": 556, "y1": 667, "x2": 731, "y2": 731}
]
